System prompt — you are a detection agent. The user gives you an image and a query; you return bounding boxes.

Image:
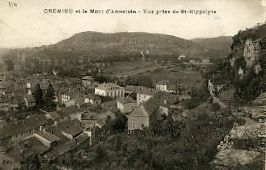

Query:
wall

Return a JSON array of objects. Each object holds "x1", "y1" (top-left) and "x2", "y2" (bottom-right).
[{"x1": 128, "y1": 115, "x2": 149, "y2": 132}]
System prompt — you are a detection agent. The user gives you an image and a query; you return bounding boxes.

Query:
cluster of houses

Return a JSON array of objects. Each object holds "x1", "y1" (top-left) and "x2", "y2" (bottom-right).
[{"x1": 0, "y1": 72, "x2": 196, "y2": 169}]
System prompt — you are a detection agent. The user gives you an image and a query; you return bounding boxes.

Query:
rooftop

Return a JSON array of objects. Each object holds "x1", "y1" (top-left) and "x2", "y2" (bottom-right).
[
  {"x1": 0, "y1": 114, "x2": 48, "y2": 139},
  {"x1": 58, "y1": 120, "x2": 83, "y2": 137},
  {"x1": 96, "y1": 83, "x2": 124, "y2": 91},
  {"x1": 117, "y1": 97, "x2": 136, "y2": 104},
  {"x1": 35, "y1": 131, "x2": 60, "y2": 143}
]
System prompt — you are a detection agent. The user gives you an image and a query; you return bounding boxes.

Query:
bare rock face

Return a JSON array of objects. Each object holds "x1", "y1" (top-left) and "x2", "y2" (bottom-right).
[
  {"x1": 243, "y1": 39, "x2": 260, "y2": 68},
  {"x1": 225, "y1": 24, "x2": 266, "y2": 104}
]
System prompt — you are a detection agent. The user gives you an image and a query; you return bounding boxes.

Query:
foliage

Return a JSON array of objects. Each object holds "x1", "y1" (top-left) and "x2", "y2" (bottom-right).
[
  {"x1": 105, "y1": 113, "x2": 127, "y2": 133},
  {"x1": 65, "y1": 112, "x2": 234, "y2": 170},
  {"x1": 125, "y1": 75, "x2": 154, "y2": 88},
  {"x1": 3, "y1": 59, "x2": 14, "y2": 71},
  {"x1": 44, "y1": 83, "x2": 56, "y2": 111},
  {"x1": 184, "y1": 82, "x2": 210, "y2": 109},
  {"x1": 32, "y1": 83, "x2": 44, "y2": 108}
]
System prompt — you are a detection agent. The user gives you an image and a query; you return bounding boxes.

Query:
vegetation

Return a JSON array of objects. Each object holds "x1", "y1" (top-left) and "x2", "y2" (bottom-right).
[
  {"x1": 32, "y1": 83, "x2": 44, "y2": 108},
  {"x1": 48, "y1": 110, "x2": 234, "y2": 170},
  {"x1": 33, "y1": 83, "x2": 56, "y2": 110},
  {"x1": 44, "y1": 83, "x2": 56, "y2": 111}
]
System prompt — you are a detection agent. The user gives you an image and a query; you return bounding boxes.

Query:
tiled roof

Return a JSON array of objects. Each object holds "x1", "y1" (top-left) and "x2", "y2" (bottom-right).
[
  {"x1": 82, "y1": 76, "x2": 94, "y2": 80},
  {"x1": 0, "y1": 114, "x2": 48, "y2": 139},
  {"x1": 126, "y1": 85, "x2": 157, "y2": 95},
  {"x1": 47, "y1": 111, "x2": 61, "y2": 120},
  {"x1": 57, "y1": 106, "x2": 86, "y2": 117},
  {"x1": 117, "y1": 97, "x2": 136, "y2": 104},
  {"x1": 96, "y1": 83, "x2": 124, "y2": 91},
  {"x1": 7, "y1": 137, "x2": 49, "y2": 162},
  {"x1": 36, "y1": 131, "x2": 60, "y2": 142},
  {"x1": 129, "y1": 106, "x2": 149, "y2": 117},
  {"x1": 85, "y1": 93, "x2": 101, "y2": 100},
  {"x1": 59, "y1": 120, "x2": 83, "y2": 137}
]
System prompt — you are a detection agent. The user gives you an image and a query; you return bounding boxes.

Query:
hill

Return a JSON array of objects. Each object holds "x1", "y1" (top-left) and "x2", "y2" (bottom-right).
[
  {"x1": 49, "y1": 31, "x2": 211, "y2": 59},
  {"x1": 0, "y1": 32, "x2": 233, "y2": 73},
  {"x1": 191, "y1": 36, "x2": 232, "y2": 57}
]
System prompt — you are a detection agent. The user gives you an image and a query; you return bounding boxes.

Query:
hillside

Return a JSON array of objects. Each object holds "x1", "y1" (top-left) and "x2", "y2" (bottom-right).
[
  {"x1": 2, "y1": 32, "x2": 232, "y2": 62},
  {"x1": 49, "y1": 31, "x2": 211, "y2": 59},
  {"x1": 191, "y1": 36, "x2": 232, "y2": 57}
]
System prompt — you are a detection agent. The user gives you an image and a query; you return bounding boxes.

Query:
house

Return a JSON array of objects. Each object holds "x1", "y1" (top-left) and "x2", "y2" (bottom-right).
[
  {"x1": 0, "y1": 97, "x2": 9, "y2": 112},
  {"x1": 0, "y1": 82, "x2": 7, "y2": 96},
  {"x1": 128, "y1": 106, "x2": 149, "y2": 133},
  {"x1": 9, "y1": 96, "x2": 20, "y2": 111},
  {"x1": 144, "y1": 92, "x2": 178, "y2": 119},
  {"x1": 81, "y1": 76, "x2": 95, "y2": 87},
  {"x1": 57, "y1": 105, "x2": 86, "y2": 121},
  {"x1": 58, "y1": 120, "x2": 83, "y2": 140},
  {"x1": 117, "y1": 97, "x2": 137, "y2": 114},
  {"x1": 33, "y1": 131, "x2": 60, "y2": 148},
  {"x1": 84, "y1": 93, "x2": 101, "y2": 105},
  {"x1": 23, "y1": 95, "x2": 35, "y2": 108},
  {"x1": 155, "y1": 80, "x2": 179, "y2": 93},
  {"x1": 136, "y1": 88, "x2": 157, "y2": 105},
  {"x1": 0, "y1": 114, "x2": 48, "y2": 142},
  {"x1": 95, "y1": 83, "x2": 125, "y2": 98},
  {"x1": 0, "y1": 151, "x2": 21, "y2": 170},
  {"x1": 129, "y1": 93, "x2": 178, "y2": 132},
  {"x1": 44, "y1": 111, "x2": 61, "y2": 123},
  {"x1": 156, "y1": 80, "x2": 168, "y2": 92},
  {"x1": 43, "y1": 105, "x2": 86, "y2": 123},
  {"x1": 57, "y1": 87, "x2": 83, "y2": 105},
  {"x1": 2, "y1": 137, "x2": 49, "y2": 168}
]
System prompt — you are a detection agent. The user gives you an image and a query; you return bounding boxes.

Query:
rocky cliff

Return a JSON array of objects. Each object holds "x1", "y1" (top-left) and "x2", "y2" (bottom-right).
[
  {"x1": 211, "y1": 24, "x2": 266, "y2": 169},
  {"x1": 225, "y1": 24, "x2": 266, "y2": 104}
]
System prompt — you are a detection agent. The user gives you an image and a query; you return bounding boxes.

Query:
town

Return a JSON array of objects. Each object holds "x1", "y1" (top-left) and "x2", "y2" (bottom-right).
[
  {"x1": 0, "y1": 23, "x2": 265, "y2": 169},
  {"x1": 0, "y1": 56, "x2": 222, "y2": 169}
]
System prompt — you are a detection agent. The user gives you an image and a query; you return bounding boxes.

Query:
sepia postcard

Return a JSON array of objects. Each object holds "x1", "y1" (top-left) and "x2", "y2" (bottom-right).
[{"x1": 0, "y1": 0, "x2": 265, "y2": 169}]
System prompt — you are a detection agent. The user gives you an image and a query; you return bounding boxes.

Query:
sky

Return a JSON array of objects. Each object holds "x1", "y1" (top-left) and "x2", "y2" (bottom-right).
[{"x1": 0, "y1": 0, "x2": 266, "y2": 48}]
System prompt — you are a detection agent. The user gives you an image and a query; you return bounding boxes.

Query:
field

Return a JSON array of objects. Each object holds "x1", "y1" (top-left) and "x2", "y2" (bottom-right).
[
  {"x1": 101, "y1": 61, "x2": 160, "y2": 78},
  {"x1": 101, "y1": 61, "x2": 205, "y2": 89}
]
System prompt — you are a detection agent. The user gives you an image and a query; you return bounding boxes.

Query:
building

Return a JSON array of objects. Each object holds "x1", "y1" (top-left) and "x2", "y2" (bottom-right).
[
  {"x1": 128, "y1": 106, "x2": 149, "y2": 133},
  {"x1": 23, "y1": 95, "x2": 35, "y2": 108},
  {"x1": 95, "y1": 83, "x2": 125, "y2": 98},
  {"x1": 42, "y1": 105, "x2": 87, "y2": 124},
  {"x1": 84, "y1": 93, "x2": 101, "y2": 105},
  {"x1": 33, "y1": 131, "x2": 60, "y2": 148},
  {"x1": 0, "y1": 114, "x2": 48, "y2": 142},
  {"x1": 59, "y1": 120, "x2": 83, "y2": 140},
  {"x1": 155, "y1": 80, "x2": 179, "y2": 93},
  {"x1": 117, "y1": 97, "x2": 137, "y2": 114},
  {"x1": 81, "y1": 76, "x2": 95, "y2": 87},
  {"x1": 136, "y1": 88, "x2": 157, "y2": 105},
  {"x1": 0, "y1": 97, "x2": 9, "y2": 112}
]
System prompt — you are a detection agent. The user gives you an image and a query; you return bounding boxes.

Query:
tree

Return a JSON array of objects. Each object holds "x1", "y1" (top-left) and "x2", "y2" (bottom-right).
[
  {"x1": 33, "y1": 83, "x2": 44, "y2": 108},
  {"x1": 44, "y1": 83, "x2": 56, "y2": 110},
  {"x1": 4, "y1": 59, "x2": 14, "y2": 71},
  {"x1": 26, "y1": 154, "x2": 41, "y2": 170}
]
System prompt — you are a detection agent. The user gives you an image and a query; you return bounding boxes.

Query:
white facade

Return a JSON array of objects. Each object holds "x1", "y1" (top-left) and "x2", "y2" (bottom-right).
[
  {"x1": 95, "y1": 83, "x2": 125, "y2": 98},
  {"x1": 156, "y1": 84, "x2": 167, "y2": 92},
  {"x1": 137, "y1": 93, "x2": 153, "y2": 105}
]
